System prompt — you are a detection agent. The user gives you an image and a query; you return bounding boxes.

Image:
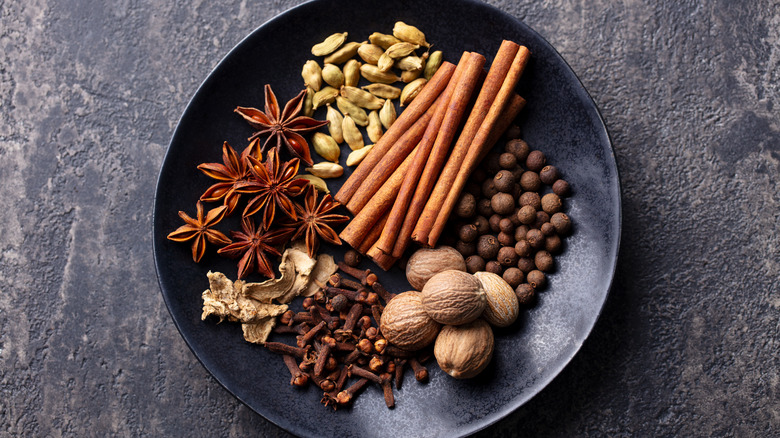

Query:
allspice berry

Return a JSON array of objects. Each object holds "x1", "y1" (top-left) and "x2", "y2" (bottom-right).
[
  {"x1": 517, "y1": 257, "x2": 535, "y2": 273},
  {"x1": 491, "y1": 192, "x2": 515, "y2": 216},
  {"x1": 456, "y1": 192, "x2": 477, "y2": 218},
  {"x1": 477, "y1": 199, "x2": 494, "y2": 217},
  {"x1": 541, "y1": 193, "x2": 562, "y2": 214},
  {"x1": 526, "y1": 150, "x2": 546, "y2": 172},
  {"x1": 498, "y1": 218, "x2": 515, "y2": 234},
  {"x1": 485, "y1": 260, "x2": 503, "y2": 275},
  {"x1": 344, "y1": 249, "x2": 362, "y2": 267},
  {"x1": 493, "y1": 170, "x2": 515, "y2": 193},
  {"x1": 514, "y1": 224, "x2": 529, "y2": 241},
  {"x1": 499, "y1": 152, "x2": 517, "y2": 170},
  {"x1": 477, "y1": 235, "x2": 501, "y2": 260},
  {"x1": 552, "y1": 179, "x2": 571, "y2": 197},
  {"x1": 458, "y1": 223, "x2": 479, "y2": 243},
  {"x1": 517, "y1": 205, "x2": 536, "y2": 225},
  {"x1": 526, "y1": 228, "x2": 545, "y2": 249},
  {"x1": 489, "y1": 214, "x2": 502, "y2": 233},
  {"x1": 465, "y1": 255, "x2": 486, "y2": 274},
  {"x1": 473, "y1": 216, "x2": 490, "y2": 234},
  {"x1": 505, "y1": 138, "x2": 530, "y2": 162},
  {"x1": 497, "y1": 231, "x2": 514, "y2": 247},
  {"x1": 545, "y1": 234, "x2": 562, "y2": 254},
  {"x1": 541, "y1": 222, "x2": 556, "y2": 236},
  {"x1": 519, "y1": 192, "x2": 541, "y2": 210},
  {"x1": 515, "y1": 283, "x2": 535, "y2": 306},
  {"x1": 539, "y1": 165, "x2": 559, "y2": 185},
  {"x1": 534, "y1": 250, "x2": 554, "y2": 272},
  {"x1": 482, "y1": 179, "x2": 499, "y2": 198},
  {"x1": 514, "y1": 239, "x2": 532, "y2": 257},
  {"x1": 455, "y1": 239, "x2": 476, "y2": 258},
  {"x1": 527, "y1": 270, "x2": 546, "y2": 289},
  {"x1": 502, "y1": 267, "x2": 524, "y2": 288},
  {"x1": 534, "y1": 211, "x2": 550, "y2": 229},
  {"x1": 550, "y1": 212, "x2": 572, "y2": 235},
  {"x1": 497, "y1": 246, "x2": 518, "y2": 266},
  {"x1": 520, "y1": 171, "x2": 542, "y2": 192}
]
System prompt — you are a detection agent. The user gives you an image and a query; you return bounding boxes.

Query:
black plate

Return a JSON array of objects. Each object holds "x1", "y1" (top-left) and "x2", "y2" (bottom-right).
[{"x1": 153, "y1": 0, "x2": 621, "y2": 436}]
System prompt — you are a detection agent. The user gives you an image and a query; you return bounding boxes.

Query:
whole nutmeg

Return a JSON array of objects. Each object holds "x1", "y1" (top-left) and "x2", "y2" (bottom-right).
[
  {"x1": 434, "y1": 319, "x2": 494, "y2": 379},
  {"x1": 491, "y1": 192, "x2": 515, "y2": 215},
  {"x1": 497, "y1": 246, "x2": 518, "y2": 267},
  {"x1": 527, "y1": 270, "x2": 546, "y2": 289},
  {"x1": 477, "y1": 235, "x2": 500, "y2": 259},
  {"x1": 477, "y1": 199, "x2": 494, "y2": 217},
  {"x1": 482, "y1": 179, "x2": 499, "y2": 198},
  {"x1": 519, "y1": 192, "x2": 541, "y2": 210},
  {"x1": 493, "y1": 170, "x2": 515, "y2": 193},
  {"x1": 526, "y1": 150, "x2": 546, "y2": 172},
  {"x1": 550, "y1": 212, "x2": 572, "y2": 235},
  {"x1": 519, "y1": 171, "x2": 542, "y2": 192},
  {"x1": 517, "y1": 205, "x2": 536, "y2": 225},
  {"x1": 465, "y1": 255, "x2": 486, "y2": 274},
  {"x1": 456, "y1": 192, "x2": 477, "y2": 218},
  {"x1": 505, "y1": 138, "x2": 530, "y2": 161},
  {"x1": 474, "y1": 271, "x2": 519, "y2": 327},
  {"x1": 499, "y1": 152, "x2": 517, "y2": 170},
  {"x1": 421, "y1": 270, "x2": 486, "y2": 325},
  {"x1": 380, "y1": 292, "x2": 441, "y2": 351},
  {"x1": 485, "y1": 260, "x2": 503, "y2": 276},
  {"x1": 539, "y1": 165, "x2": 560, "y2": 185},
  {"x1": 455, "y1": 240, "x2": 476, "y2": 258},
  {"x1": 502, "y1": 267, "x2": 524, "y2": 288},
  {"x1": 458, "y1": 224, "x2": 479, "y2": 243},
  {"x1": 541, "y1": 193, "x2": 562, "y2": 214},
  {"x1": 406, "y1": 246, "x2": 467, "y2": 290},
  {"x1": 553, "y1": 179, "x2": 571, "y2": 197},
  {"x1": 473, "y1": 216, "x2": 490, "y2": 234}
]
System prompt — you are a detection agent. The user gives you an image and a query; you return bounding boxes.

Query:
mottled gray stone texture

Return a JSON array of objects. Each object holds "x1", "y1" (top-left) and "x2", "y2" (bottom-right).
[{"x1": 1, "y1": 0, "x2": 777, "y2": 436}]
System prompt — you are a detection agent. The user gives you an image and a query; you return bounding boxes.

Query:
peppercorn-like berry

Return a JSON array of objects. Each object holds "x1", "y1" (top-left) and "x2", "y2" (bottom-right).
[
  {"x1": 545, "y1": 234, "x2": 562, "y2": 254},
  {"x1": 514, "y1": 239, "x2": 532, "y2": 257},
  {"x1": 527, "y1": 270, "x2": 546, "y2": 289},
  {"x1": 515, "y1": 283, "x2": 535, "y2": 306},
  {"x1": 477, "y1": 235, "x2": 501, "y2": 260},
  {"x1": 499, "y1": 152, "x2": 517, "y2": 170},
  {"x1": 534, "y1": 211, "x2": 550, "y2": 229},
  {"x1": 498, "y1": 218, "x2": 515, "y2": 234},
  {"x1": 485, "y1": 260, "x2": 504, "y2": 276},
  {"x1": 493, "y1": 170, "x2": 515, "y2": 193},
  {"x1": 541, "y1": 193, "x2": 562, "y2": 214},
  {"x1": 541, "y1": 222, "x2": 556, "y2": 236},
  {"x1": 550, "y1": 212, "x2": 572, "y2": 235},
  {"x1": 455, "y1": 239, "x2": 476, "y2": 258},
  {"x1": 526, "y1": 228, "x2": 545, "y2": 249},
  {"x1": 519, "y1": 192, "x2": 541, "y2": 210},
  {"x1": 514, "y1": 225, "x2": 530, "y2": 241},
  {"x1": 517, "y1": 205, "x2": 536, "y2": 225},
  {"x1": 472, "y1": 167, "x2": 488, "y2": 183},
  {"x1": 526, "y1": 150, "x2": 546, "y2": 172},
  {"x1": 465, "y1": 255, "x2": 486, "y2": 274},
  {"x1": 491, "y1": 192, "x2": 515, "y2": 215},
  {"x1": 497, "y1": 231, "x2": 514, "y2": 247},
  {"x1": 520, "y1": 171, "x2": 542, "y2": 192},
  {"x1": 473, "y1": 216, "x2": 490, "y2": 234},
  {"x1": 505, "y1": 139, "x2": 530, "y2": 162},
  {"x1": 539, "y1": 165, "x2": 560, "y2": 185},
  {"x1": 517, "y1": 257, "x2": 535, "y2": 273},
  {"x1": 331, "y1": 294, "x2": 349, "y2": 312},
  {"x1": 534, "y1": 250, "x2": 554, "y2": 272},
  {"x1": 489, "y1": 214, "x2": 503, "y2": 233},
  {"x1": 503, "y1": 267, "x2": 524, "y2": 288},
  {"x1": 504, "y1": 124, "x2": 522, "y2": 140},
  {"x1": 477, "y1": 199, "x2": 494, "y2": 217},
  {"x1": 485, "y1": 153, "x2": 502, "y2": 175},
  {"x1": 458, "y1": 223, "x2": 479, "y2": 243},
  {"x1": 456, "y1": 192, "x2": 477, "y2": 218},
  {"x1": 553, "y1": 179, "x2": 571, "y2": 197},
  {"x1": 344, "y1": 249, "x2": 362, "y2": 267},
  {"x1": 482, "y1": 179, "x2": 499, "y2": 198}
]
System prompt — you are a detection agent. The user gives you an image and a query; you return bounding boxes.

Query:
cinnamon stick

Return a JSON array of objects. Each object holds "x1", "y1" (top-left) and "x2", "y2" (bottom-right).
[
  {"x1": 334, "y1": 62, "x2": 456, "y2": 206},
  {"x1": 426, "y1": 46, "x2": 531, "y2": 246},
  {"x1": 357, "y1": 211, "x2": 389, "y2": 254},
  {"x1": 387, "y1": 52, "x2": 487, "y2": 257},
  {"x1": 411, "y1": 40, "x2": 521, "y2": 246},
  {"x1": 478, "y1": 94, "x2": 526, "y2": 163},
  {"x1": 374, "y1": 52, "x2": 480, "y2": 254},
  {"x1": 367, "y1": 244, "x2": 398, "y2": 271}
]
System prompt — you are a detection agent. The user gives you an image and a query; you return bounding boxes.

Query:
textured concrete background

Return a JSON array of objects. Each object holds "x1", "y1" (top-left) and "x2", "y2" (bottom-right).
[{"x1": 1, "y1": 0, "x2": 778, "y2": 436}]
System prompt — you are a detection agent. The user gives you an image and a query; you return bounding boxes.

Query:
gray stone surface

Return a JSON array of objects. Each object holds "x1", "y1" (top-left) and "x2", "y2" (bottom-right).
[{"x1": 1, "y1": 0, "x2": 777, "y2": 436}]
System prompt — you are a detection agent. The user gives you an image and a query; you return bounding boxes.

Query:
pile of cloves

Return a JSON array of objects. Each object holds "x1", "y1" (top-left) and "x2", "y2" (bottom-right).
[{"x1": 265, "y1": 251, "x2": 432, "y2": 409}]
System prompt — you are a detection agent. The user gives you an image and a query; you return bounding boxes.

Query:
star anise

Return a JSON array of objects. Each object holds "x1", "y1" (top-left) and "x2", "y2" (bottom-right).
[
  {"x1": 234, "y1": 148, "x2": 309, "y2": 226},
  {"x1": 167, "y1": 201, "x2": 231, "y2": 262},
  {"x1": 286, "y1": 185, "x2": 350, "y2": 258},
  {"x1": 234, "y1": 84, "x2": 328, "y2": 166},
  {"x1": 217, "y1": 216, "x2": 295, "y2": 279},
  {"x1": 197, "y1": 139, "x2": 261, "y2": 215}
]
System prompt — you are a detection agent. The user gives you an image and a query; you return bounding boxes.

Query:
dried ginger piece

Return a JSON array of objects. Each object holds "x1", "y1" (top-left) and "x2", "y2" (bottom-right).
[
  {"x1": 242, "y1": 319, "x2": 277, "y2": 344},
  {"x1": 202, "y1": 271, "x2": 288, "y2": 324},
  {"x1": 242, "y1": 252, "x2": 296, "y2": 303},
  {"x1": 278, "y1": 242, "x2": 318, "y2": 303},
  {"x1": 303, "y1": 253, "x2": 338, "y2": 297}
]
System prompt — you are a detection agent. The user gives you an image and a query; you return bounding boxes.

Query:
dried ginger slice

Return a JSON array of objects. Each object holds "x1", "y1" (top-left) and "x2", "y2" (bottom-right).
[
  {"x1": 303, "y1": 253, "x2": 338, "y2": 297},
  {"x1": 242, "y1": 252, "x2": 296, "y2": 303},
  {"x1": 202, "y1": 271, "x2": 288, "y2": 324},
  {"x1": 278, "y1": 242, "x2": 318, "y2": 303},
  {"x1": 241, "y1": 318, "x2": 277, "y2": 344}
]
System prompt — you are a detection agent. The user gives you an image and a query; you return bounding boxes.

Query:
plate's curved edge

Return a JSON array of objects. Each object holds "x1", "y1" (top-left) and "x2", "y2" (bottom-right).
[
  {"x1": 151, "y1": 1, "x2": 326, "y2": 436},
  {"x1": 451, "y1": 0, "x2": 623, "y2": 436},
  {"x1": 151, "y1": 0, "x2": 623, "y2": 436}
]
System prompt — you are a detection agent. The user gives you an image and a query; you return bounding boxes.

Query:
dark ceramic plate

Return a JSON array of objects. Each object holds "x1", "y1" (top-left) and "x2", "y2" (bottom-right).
[{"x1": 153, "y1": 0, "x2": 620, "y2": 436}]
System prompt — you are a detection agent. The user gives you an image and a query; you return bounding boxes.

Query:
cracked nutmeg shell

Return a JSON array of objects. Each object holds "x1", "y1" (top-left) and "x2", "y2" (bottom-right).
[
  {"x1": 380, "y1": 291, "x2": 441, "y2": 351},
  {"x1": 421, "y1": 270, "x2": 486, "y2": 325},
  {"x1": 434, "y1": 319, "x2": 494, "y2": 379}
]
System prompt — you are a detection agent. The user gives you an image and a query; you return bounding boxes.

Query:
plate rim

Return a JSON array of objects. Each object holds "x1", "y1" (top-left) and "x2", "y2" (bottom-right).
[{"x1": 152, "y1": 0, "x2": 622, "y2": 435}]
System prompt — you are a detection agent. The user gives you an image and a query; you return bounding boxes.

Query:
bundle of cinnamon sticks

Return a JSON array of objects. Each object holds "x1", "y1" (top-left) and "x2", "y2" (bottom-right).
[{"x1": 335, "y1": 40, "x2": 531, "y2": 270}]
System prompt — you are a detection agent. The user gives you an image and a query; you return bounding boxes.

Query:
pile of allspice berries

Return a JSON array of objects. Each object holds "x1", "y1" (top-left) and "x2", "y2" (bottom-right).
[
  {"x1": 443, "y1": 127, "x2": 573, "y2": 306},
  {"x1": 299, "y1": 22, "x2": 442, "y2": 182}
]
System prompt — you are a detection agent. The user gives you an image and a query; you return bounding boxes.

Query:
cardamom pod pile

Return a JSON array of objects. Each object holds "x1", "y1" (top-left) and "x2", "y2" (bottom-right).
[{"x1": 298, "y1": 22, "x2": 444, "y2": 183}]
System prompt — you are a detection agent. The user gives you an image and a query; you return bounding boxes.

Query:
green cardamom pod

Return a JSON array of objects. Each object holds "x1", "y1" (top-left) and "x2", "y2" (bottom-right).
[
  {"x1": 341, "y1": 86, "x2": 385, "y2": 110},
  {"x1": 395, "y1": 55, "x2": 424, "y2": 72},
  {"x1": 343, "y1": 59, "x2": 361, "y2": 87},
  {"x1": 341, "y1": 114, "x2": 365, "y2": 151},
  {"x1": 357, "y1": 44, "x2": 384, "y2": 65},
  {"x1": 346, "y1": 144, "x2": 373, "y2": 167},
  {"x1": 400, "y1": 78, "x2": 427, "y2": 106},
  {"x1": 311, "y1": 32, "x2": 348, "y2": 56},
  {"x1": 326, "y1": 104, "x2": 344, "y2": 144},
  {"x1": 367, "y1": 111, "x2": 383, "y2": 143},
  {"x1": 368, "y1": 32, "x2": 402, "y2": 50},
  {"x1": 298, "y1": 174, "x2": 330, "y2": 193},
  {"x1": 336, "y1": 96, "x2": 368, "y2": 126},
  {"x1": 362, "y1": 83, "x2": 402, "y2": 100},
  {"x1": 393, "y1": 21, "x2": 429, "y2": 47},
  {"x1": 301, "y1": 60, "x2": 322, "y2": 92},
  {"x1": 312, "y1": 132, "x2": 341, "y2": 162},
  {"x1": 379, "y1": 99, "x2": 396, "y2": 129},
  {"x1": 305, "y1": 162, "x2": 344, "y2": 179},
  {"x1": 401, "y1": 69, "x2": 422, "y2": 83},
  {"x1": 360, "y1": 64, "x2": 400, "y2": 84},
  {"x1": 303, "y1": 86, "x2": 315, "y2": 117},
  {"x1": 324, "y1": 41, "x2": 362, "y2": 65},
  {"x1": 385, "y1": 42, "x2": 419, "y2": 59},
  {"x1": 312, "y1": 86, "x2": 339, "y2": 110},
  {"x1": 321, "y1": 63, "x2": 345, "y2": 88},
  {"x1": 423, "y1": 50, "x2": 443, "y2": 80}
]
